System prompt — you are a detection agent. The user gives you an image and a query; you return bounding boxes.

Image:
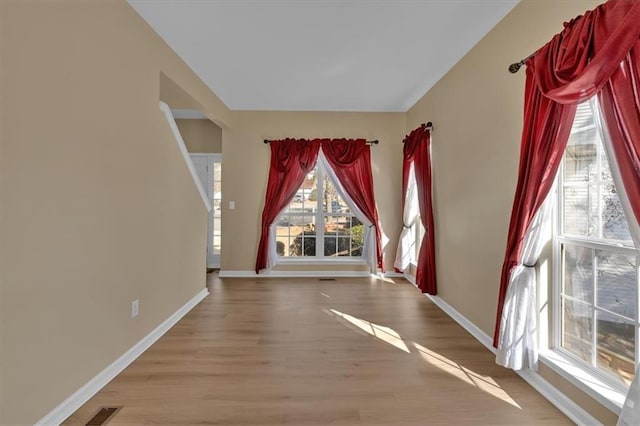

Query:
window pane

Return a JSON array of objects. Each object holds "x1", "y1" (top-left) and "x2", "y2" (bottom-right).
[
  {"x1": 336, "y1": 236, "x2": 351, "y2": 257},
  {"x1": 572, "y1": 102, "x2": 595, "y2": 130},
  {"x1": 323, "y1": 215, "x2": 361, "y2": 257},
  {"x1": 213, "y1": 217, "x2": 221, "y2": 235},
  {"x1": 564, "y1": 133, "x2": 596, "y2": 184},
  {"x1": 322, "y1": 216, "x2": 335, "y2": 256},
  {"x1": 563, "y1": 185, "x2": 597, "y2": 237},
  {"x1": 301, "y1": 235, "x2": 316, "y2": 256},
  {"x1": 321, "y1": 174, "x2": 330, "y2": 212},
  {"x1": 596, "y1": 311, "x2": 635, "y2": 385},
  {"x1": 213, "y1": 163, "x2": 222, "y2": 181},
  {"x1": 562, "y1": 244, "x2": 593, "y2": 303},
  {"x1": 275, "y1": 220, "x2": 292, "y2": 257},
  {"x1": 600, "y1": 148, "x2": 613, "y2": 182},
  {"x1": 212, "y1": 163, "x2": 222, "y2": 200},
  {"x1": 286, "y1": 169, "x2": 318, "y2": 213},
  {"x1": 350, "y1": 220, "x2": 364, "y2": 257},
  {"x1": 213, "y1": 236, "x2": 221, "y2": 255},
  {"x1": 278, "y1": 216, "x2": 315, "y2": 257},
  {"x1": 323, "y1": 236, "x2": 336, "y2": 256},
  {"x1": 561, "y1": 298, "x2": 592, "y2": 364},
  {"x1": 601, "y1": 181, "x2": 632, "y2": 242},
  {"x1": 596, "y1": 251, "x2": 637, "y2": 320},
  {"x1": 322, "y1": 175, "x2": 351, "y2": 214}
]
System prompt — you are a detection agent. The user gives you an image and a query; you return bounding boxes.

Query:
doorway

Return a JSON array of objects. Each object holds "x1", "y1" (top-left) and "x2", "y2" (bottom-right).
[{"x1": 191, "y1": 153, "x2": 222, "y2": 268}]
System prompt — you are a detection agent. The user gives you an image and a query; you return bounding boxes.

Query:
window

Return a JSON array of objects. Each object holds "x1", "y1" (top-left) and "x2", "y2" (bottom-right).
[
  {"x1": 275, "y1": 162, "x2": 366, "y2": 259},
  {"x1": 408, "y1": 221, "x2": 422, "y2": 265},
  {"x1": 212, "y1": 161, "x2": 222, "y2": 259},
  {"x1": 407, "y1": 164, "x2": 424, "y2": 266},
  {"x1": 555, "y1": 100, "x2": 639, "y2": 387}
]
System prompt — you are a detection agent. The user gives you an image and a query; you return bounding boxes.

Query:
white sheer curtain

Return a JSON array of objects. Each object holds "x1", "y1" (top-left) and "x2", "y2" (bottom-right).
[
  {"x1": 318, "y1": 150, "x2": 377, "y2": 272},
  {"x1": 592, "y1": 103, "x2": 640, "y2": 426},
  {"x1": 394, "y1": 163, "x2": 419, "y2": 271},
  {"x1": 496, "y1": 195, "x2": 553, "y2": 370},
  {"x1": 267, "y1": 219, "x2": 282, "y2": 270}
]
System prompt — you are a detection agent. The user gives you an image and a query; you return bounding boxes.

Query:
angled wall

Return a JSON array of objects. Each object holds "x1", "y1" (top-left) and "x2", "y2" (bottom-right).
[{"x1": 176, "y1": 119, "x2": 223, "y2": 154}]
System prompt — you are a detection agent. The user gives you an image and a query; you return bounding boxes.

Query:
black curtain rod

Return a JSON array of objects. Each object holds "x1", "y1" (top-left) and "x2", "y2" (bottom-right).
[
  {"x1": 508, "y1": 53, "x2": 535, "y2": 74},
  {"x1": 402, "y1": 122, "x2": 434, "y2": 143},
  {"x1": 263, "y1": 139, "x2": 379, "y2": 145}
]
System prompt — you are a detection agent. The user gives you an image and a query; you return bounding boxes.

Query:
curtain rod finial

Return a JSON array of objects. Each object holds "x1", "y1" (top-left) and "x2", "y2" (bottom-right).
[
  {"x1": 263, "y1": 139, "x2": 269, "y2": 144},
  {"x1": 509, "y1": 61, "x2": 524, "y2": 73}
]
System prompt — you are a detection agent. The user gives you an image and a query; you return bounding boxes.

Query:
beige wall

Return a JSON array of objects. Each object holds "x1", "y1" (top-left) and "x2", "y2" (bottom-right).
[
  {"x1": 405, "y1": 0, "x2": 613, "y2": 423},
  {"x1": 221, "y1": 111, "x2": 406, "y2": 272},
  {"x1": 0, "y1": 1, "x2": 230, "y2": 424},
  {"x1": 176, "y1": 119, "x2": 223, "y2": 154}
]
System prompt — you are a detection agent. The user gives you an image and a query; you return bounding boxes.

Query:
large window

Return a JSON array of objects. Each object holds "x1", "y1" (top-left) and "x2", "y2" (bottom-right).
[
  {"x1": 409, "y1": 221, "x2": 424, "y2": 265},
  {"x1": 407, "y1": 165, "x2": 424, "y2": 266},
  {"x1": 275, "y1": 162, "x2": 365, "y2": 259},
  {"x1": 555, "y1": 100, "x2": 639, "y2": 387}
]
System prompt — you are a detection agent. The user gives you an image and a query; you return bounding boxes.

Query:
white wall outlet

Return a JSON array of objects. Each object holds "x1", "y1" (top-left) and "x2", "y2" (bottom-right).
[
  {"x1": 131, "y1": 300, "x2": 139, "y2": 318},
  {"x1": 229, "y1": 201, "x2": 235, "y2": 210}
]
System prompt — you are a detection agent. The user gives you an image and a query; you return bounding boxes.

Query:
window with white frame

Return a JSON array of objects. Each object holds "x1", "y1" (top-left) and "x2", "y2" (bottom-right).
[
  {"x1": 275, "y1": 162, "x2": 366, "y2": 259},
  {"x1": 405, "y1": 163, "x2": 424, "y2": 266},
  {"x1": 555, "y1": 100, "x2": 639, "y2": 387},
  {"x1": 409, "y1": 220, "x2": 424, "y2": 265}
]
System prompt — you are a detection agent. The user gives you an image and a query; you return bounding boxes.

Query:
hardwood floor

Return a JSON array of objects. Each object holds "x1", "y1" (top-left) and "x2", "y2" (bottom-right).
[{"x1": 64, "y1": 274, "x2": 570, "y2": 425}]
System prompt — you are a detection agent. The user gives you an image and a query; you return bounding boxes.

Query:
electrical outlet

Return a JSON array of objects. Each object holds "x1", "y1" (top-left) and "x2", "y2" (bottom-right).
[
  {"x1": 229, "y1": 201, "x2": 235, "y2": 210},
  {"x1": 131, "y1": 300, "x2": 139, "y2": 318}
]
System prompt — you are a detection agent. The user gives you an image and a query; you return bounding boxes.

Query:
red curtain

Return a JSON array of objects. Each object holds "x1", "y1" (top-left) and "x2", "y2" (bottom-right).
[
  {"x1": 403, "y1": 125, "x2": 436, "y2": 294},
  {"x1": 323, "y1": 139, "x2": 384, "y2": 270},
  {"x1": 255, "y1": 139, "x2": 320, "y2": 273},
  {"x1": 598, "y1": 43, "x2": 640, "y2": 226},
  {"x1": 494, "y1": 0, "x2": 640, "y2": 346}
]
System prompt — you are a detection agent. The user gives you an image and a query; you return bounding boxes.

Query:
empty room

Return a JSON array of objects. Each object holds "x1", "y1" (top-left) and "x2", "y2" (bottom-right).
[{"x1": 2, "y1": 0, "x2": 640, "y2": 425}]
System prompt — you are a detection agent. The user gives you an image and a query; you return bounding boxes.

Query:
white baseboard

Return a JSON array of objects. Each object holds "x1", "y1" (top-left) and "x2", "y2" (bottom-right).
[
  {"x1": 425, "y1": 293, "x2": 496, "y2": 353},
  {"x1": 517, "y1": 368, "x2": 603, "y2": 425},
  {"x1": 36, "y1": 288, "x2": 209, "y2": 426},
  {"x1": 220, "y1": 270, "x2": 374, "y2": 278},
  {"x1": 403, "y1": 272, "x2": 417, "y2": 286},
  {"x1": 403, "y1": 274, "x2": 600, "y2": 425}
]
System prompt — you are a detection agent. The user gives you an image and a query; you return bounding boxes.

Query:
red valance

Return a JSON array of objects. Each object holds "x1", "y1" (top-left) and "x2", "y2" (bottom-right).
[{"x1": 532, "y1": 0, "x2": 640, "y2": 104}]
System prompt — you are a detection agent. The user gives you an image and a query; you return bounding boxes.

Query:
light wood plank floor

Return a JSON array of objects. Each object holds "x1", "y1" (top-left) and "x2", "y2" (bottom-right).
[{"x1": 64, "y1": 274, "x2": 570, "y2": 425}]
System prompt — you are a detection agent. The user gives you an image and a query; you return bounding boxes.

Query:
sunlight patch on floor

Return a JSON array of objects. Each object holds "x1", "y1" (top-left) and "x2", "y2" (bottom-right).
[
  {"x1": 412, "y1": 342, "x2": 522, "y2": 409},
  {"x1": 328, "y1": 309, "x2": 522, "y2": 409},
  {"x1": 329, "y1": 309, "x2": 410, "y2": 353}
]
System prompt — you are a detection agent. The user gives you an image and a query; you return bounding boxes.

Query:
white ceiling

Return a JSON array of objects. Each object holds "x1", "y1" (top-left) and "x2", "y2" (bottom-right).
[{"x1": 129, "y1": 0, "x2": 519, "y2": 112}]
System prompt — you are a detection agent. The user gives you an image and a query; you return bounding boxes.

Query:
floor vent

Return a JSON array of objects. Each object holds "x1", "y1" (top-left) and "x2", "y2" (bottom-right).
[
  {"x1": 85, "y1": 407, "x2": 122, "y2": 426},
  {"x1": 318, "y1": 278, "x2": 337, "y2": 281}
]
